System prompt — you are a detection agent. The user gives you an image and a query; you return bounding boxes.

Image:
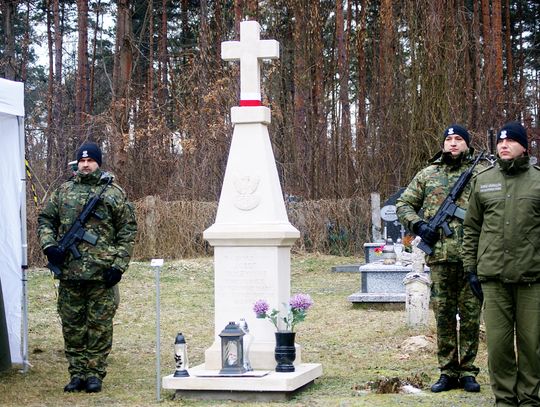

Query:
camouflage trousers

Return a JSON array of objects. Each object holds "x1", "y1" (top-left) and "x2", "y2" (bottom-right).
[
  {"x1": 430, "y1": 262, "x2": 481, "y2": 378},
  {"x1": 57, "y1": 280, "x2": 118, "y2": 380}
]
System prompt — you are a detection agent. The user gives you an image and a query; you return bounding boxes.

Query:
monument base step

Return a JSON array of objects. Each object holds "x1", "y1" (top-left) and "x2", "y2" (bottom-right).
[
  {"x1": 163, "y1": 362, "x2": 323, "y2": 402},
  {"x1": 348, "y1": 292, "x2": 406, "y2": 303}
]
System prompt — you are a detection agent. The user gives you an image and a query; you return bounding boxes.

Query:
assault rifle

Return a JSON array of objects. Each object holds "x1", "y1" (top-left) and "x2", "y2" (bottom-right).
[
  {"x1": 47, "y1": 176, "x2": 112, "y2": 276},
  {"x1": 417, "y1": 152, "x2": 484, "y2": 255}
]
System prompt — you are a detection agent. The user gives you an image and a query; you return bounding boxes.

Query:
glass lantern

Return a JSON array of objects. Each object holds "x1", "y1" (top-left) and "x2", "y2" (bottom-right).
[
  {"x1": 219, "y1": 321, "x2": 246, "y2": 375},
  {"x1": 173, "y1": 332, "x2": 190, "y2": 377}
]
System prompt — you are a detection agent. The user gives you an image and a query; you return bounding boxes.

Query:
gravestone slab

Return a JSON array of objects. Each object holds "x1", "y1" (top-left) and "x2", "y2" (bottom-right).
[{"x1": 381, "y1": 188, "x2": 406, "y2": 242}]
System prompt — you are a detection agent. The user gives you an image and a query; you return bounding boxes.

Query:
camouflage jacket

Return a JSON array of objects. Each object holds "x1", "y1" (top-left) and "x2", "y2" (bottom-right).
[
  {"x1": 463, "y1": 157, "x2": 540, "y2": 283},
  {"x1": 38, "y1": 169, "x2": 137, "y2": 280},
  {"x1": 396, "y1": 150, "x2": 485, "y2": 265}
]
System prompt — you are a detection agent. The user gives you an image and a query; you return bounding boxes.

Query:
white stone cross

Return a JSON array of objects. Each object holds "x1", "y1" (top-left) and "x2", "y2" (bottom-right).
[{"x1": 221, "y1": 21, "x2": 279, "y2": 106}]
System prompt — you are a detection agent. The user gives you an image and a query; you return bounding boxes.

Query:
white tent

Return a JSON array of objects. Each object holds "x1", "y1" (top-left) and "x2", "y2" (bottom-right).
[{"x1": 0, "y1": 78, "x2": 28, "y2": 368}]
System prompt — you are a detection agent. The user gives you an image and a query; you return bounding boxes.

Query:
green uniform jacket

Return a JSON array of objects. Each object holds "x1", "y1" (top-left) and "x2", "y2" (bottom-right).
[
  {"x1": 462, "y1": 157, "x2": 540, "y2": 283},
  {"x1": 396, "y1": 150, "x2": 483, "y2": 265},
  {"x1": 38, "y1": 169, "x2": 137, "y2": 280}
]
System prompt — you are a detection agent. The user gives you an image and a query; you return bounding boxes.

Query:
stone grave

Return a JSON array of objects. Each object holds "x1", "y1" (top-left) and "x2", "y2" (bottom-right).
[
  {"x1": 162, "y1": 21, "x2": 322, "y2": 401},
  {"x1": 347, "y1": 237, "x2": 430, "y2": 303}
]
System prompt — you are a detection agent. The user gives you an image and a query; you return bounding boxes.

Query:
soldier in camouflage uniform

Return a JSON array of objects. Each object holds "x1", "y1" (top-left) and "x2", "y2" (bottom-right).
[
  {"x1": 38, "y1": 142, "x2": 137, "y2": 393},
  {"x1": 396, "y1": 125, "x2": 483, "y2": 393},
  {"x1": 463, "y1": 122, "x2": 540, "y2": 406}
]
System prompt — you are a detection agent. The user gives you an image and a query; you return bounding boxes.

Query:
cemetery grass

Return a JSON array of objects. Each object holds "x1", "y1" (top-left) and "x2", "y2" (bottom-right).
[{"x1": 0, "y1": 254, "x2": 494, "y2": 407}]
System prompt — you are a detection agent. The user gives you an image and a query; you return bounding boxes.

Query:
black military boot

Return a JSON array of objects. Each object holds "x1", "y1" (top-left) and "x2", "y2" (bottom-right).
[
  {"x1": 431, "y1": 374, "x2": 459, "y2": 392},
  {"x1": 85, "y1": 376, "x2": 102, "y2": 393},
  {"x1": 460, "y1": 376, "x2": 481, "y2": 392},
  {"x1": 64, "y1": 377, "x2": 86, "y2": 392}
]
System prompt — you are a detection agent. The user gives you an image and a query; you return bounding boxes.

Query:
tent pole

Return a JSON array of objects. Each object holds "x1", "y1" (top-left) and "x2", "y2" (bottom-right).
[{"x1": 18, "y1": 116, "x2": 29, "y2": 374}]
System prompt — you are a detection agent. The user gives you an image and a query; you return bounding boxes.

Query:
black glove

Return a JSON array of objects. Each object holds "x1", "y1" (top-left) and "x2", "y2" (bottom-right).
[
  {"x1": 44, "y1": 246, "x2": 66, "y2": 266},
  {"x1": 414, "y1": 221, "x2": 439, "y2": 246},
  {"x1": 103, "y1": 268, "x2": 123, "y2": 288},
  {"x1": 467, "y1": 270, "x2": 484, "y2": 302}
]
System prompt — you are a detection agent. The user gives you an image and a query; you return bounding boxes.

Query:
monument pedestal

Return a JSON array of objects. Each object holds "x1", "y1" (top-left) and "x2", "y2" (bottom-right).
[
  {"x1": 201, "y1": 236, "x2": 300, "y2": 370},
  {"x1": 163, "y1": 363, "x2": 323, "y2": 402}
]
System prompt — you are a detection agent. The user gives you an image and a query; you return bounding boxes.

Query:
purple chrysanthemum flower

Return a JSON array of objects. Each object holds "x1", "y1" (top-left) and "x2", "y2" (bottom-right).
[
  {"x1": 289, "y1": 293, "x2": 313, "y2": 312},
  {"x1": 253, "y1": 299, "x2": 269, "y2": 317}
]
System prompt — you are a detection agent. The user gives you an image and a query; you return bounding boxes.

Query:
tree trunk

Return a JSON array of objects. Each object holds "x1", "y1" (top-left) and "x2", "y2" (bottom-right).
[
  {"x1": 338, "y1": 0, "x2": 353, "y2": 196},
  {"x1": 310, "y1": 0, "x2": 327, "y2": 198},
  {"x1": 471, "y1": 0, "x2": 482, "y2": 127},
  {"x1": 76, "y1": 0, "x2": 90, "y2": 138},
  {"x1": 503, "y1": 0, "x2": 514, "y2": 116},
  {"x1": 20, "y1": 0, "x2": 30, "y2": 81},
  {"x1": 146, "y1": 0, "x2": 154, "y2": 111},
  {"x1": 355, "y1": 0, "x2": 367, "y2": 153},
  {"x1": 491, "y1": 0, "x2": 504, "y2": 123},
  {"x1": 52, "y1": 0, "x2": 65, "y2": 174},
  {"x1": 292, "y1": 0, "x2": 308, "y2": 196},
  {"x1": 481, "y1": 0, "x2": 495, "y2": 125},
  {"x1": 89, "y1": 0, "x2": 102, "y2": 114},
  {"x1": 1, "y1": 0, "x2": 18, "y2": 80},
  {"x1": 158, "y1": 0, "x2": 169, "y2": 109},
  {"x1": 46, "y1": 0, "x2": 54, "y2": 172},
  {"x1": 111, "y1": 0, "x2": 133, "y2": 171},
  {"x1": 234, "y1": 0, "x2": 243, "y2": 36},
  {"x1": 246, "y1": 0, "x2": 257, "y2": 20}
]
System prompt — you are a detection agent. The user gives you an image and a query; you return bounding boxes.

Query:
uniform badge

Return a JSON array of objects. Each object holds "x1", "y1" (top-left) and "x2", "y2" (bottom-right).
[
  {"x1": 480, "y1": 183, "x2": 502, "y2": 193},
  {"x1": 448, "y1": 127, "x2": 454, "y2": 135},
  {"x1": 500, "y1": 130, "x2": 507, "y2": 139},
  {"x1": 82, "y1": 150, "x2": 89, "y2": 158}
]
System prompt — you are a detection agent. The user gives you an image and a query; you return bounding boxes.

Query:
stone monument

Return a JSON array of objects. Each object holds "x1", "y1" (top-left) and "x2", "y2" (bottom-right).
[
  {"x1": 347, "y1": 237, "x2": 430, "y2": 303},
  {"x1": 162, "y1": 20, "x2": 322, "y2": 401}
]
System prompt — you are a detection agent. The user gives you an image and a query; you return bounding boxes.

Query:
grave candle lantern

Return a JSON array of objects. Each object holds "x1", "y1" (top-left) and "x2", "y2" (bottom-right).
[
  {"x1": 219, "y1": 322, "x2": 246, "y2": 375},
  {"x1": 173, "y1": 332, "x2": 190, "y2": 377}
]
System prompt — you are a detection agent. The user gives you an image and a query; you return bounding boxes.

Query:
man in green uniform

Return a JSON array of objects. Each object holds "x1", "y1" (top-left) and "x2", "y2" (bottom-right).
[
  {"x1": 463, "y1": 122, "x2": 540, "y2": 406},
  {"x1": 396, "y1": 125, "x2": 482, "y2": 393},
  {"x1": 38, "y1": 142, "x2": 137, "y2": 393}
]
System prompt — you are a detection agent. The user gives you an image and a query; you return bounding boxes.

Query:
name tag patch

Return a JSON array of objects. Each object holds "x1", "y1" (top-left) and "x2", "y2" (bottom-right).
[{"x1": 480, "y1": 183, "x2": 502, "y2": 193}]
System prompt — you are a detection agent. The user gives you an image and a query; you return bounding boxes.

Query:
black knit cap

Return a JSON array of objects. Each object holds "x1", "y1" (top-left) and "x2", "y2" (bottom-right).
[
  {"x1": 497, "y1": 121, "x2": 528, "y2": 150},
  {"x1": 443, "y1": 124, "x2": 470, "y2": 147},
  {"x1": 76, "y1": 142, "x2": 102, "y2": 166}
]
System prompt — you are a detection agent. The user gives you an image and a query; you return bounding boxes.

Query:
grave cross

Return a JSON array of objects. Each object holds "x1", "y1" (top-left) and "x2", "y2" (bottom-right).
[{"x1": 221, "y1": 21, "x2": 279, "y2": 106}]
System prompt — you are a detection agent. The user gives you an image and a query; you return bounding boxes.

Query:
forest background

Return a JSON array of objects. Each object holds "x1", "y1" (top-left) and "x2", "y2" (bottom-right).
[{"x1": 1, "y1": 0, "x2": 539, "y2": 263}]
